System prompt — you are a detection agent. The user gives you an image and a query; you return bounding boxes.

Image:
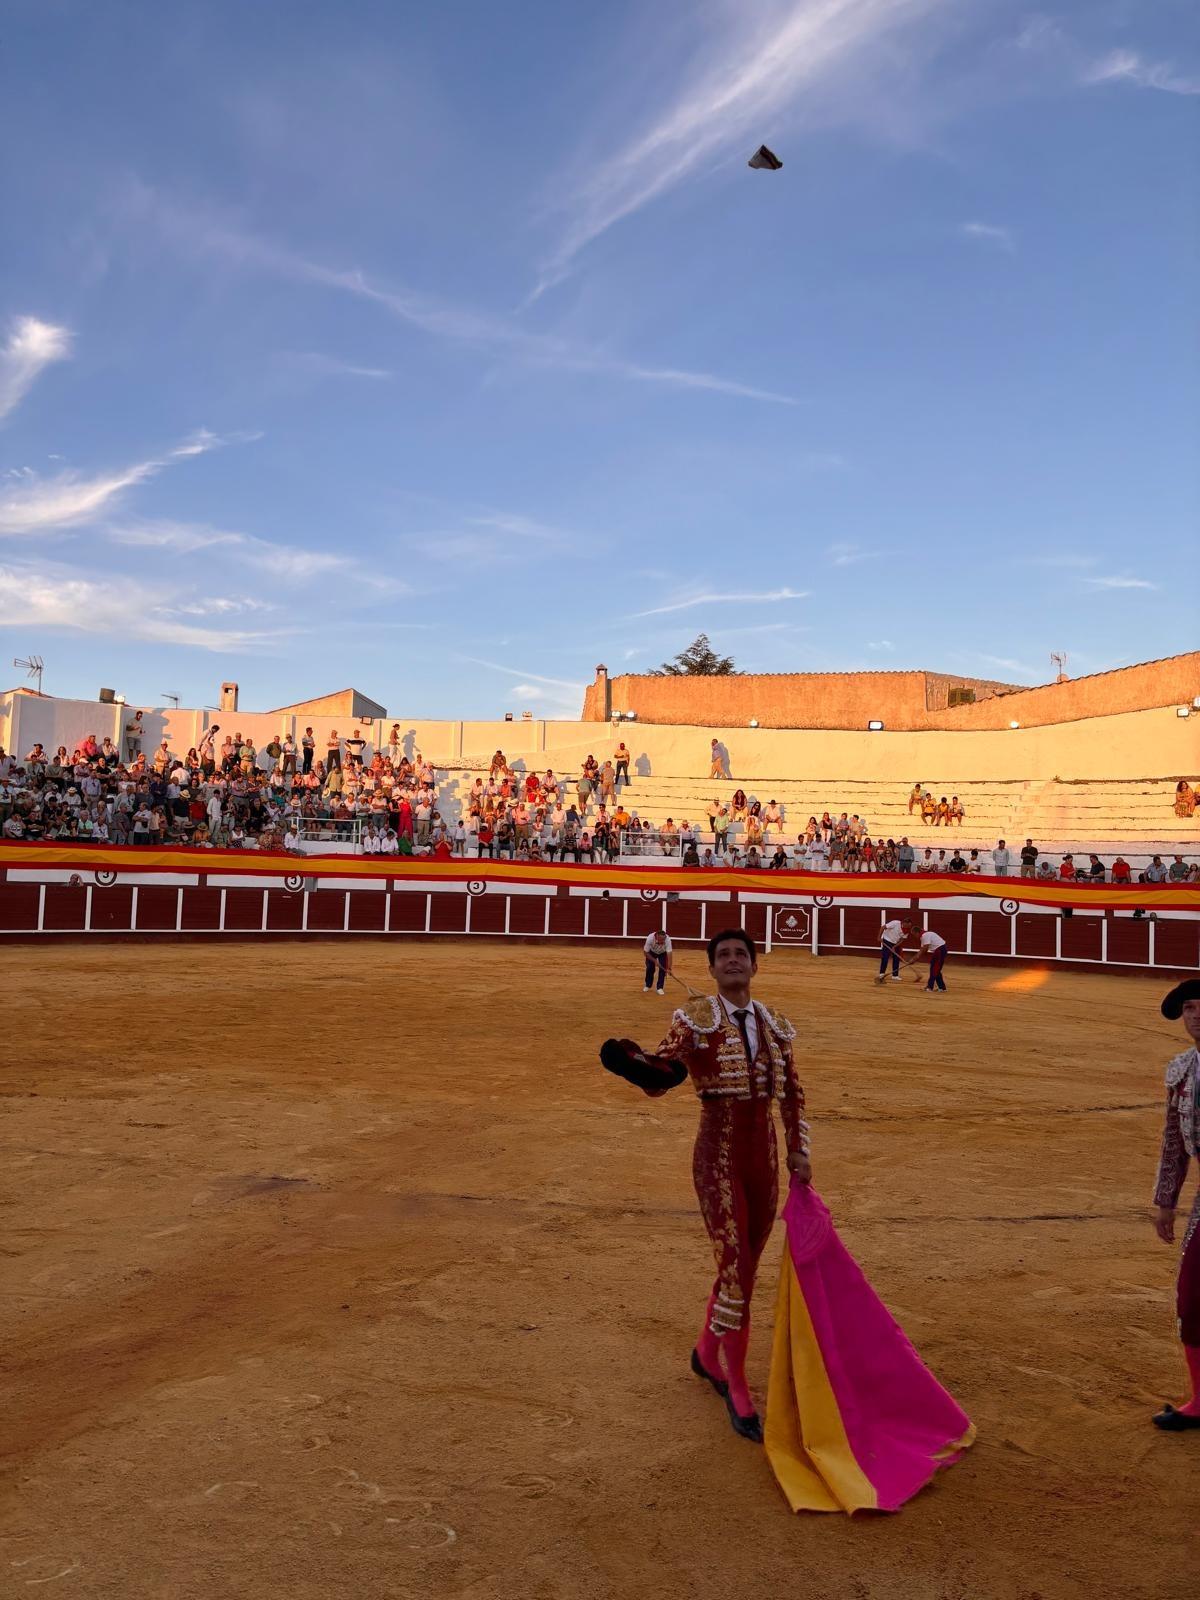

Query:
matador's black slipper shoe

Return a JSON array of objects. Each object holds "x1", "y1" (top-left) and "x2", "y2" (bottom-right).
[
  {"x1": 690, "y1": 1347, "x2": 728, "y2": 1397},
  {"x1": 1152, "y1": 1403, "x2": 1200, "y2": 1431},
  {"x1": 723, "y1": 1391, "x2": 764, "y2": 1443}
]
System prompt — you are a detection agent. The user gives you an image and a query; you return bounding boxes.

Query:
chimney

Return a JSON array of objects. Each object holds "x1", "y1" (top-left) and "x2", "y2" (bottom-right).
[
  {"x1": 594, "y1": 664, "x2": 611, "y2": 722},
  {"x1": 220, "y1": 681, "x2": 239, "y2": 712}
]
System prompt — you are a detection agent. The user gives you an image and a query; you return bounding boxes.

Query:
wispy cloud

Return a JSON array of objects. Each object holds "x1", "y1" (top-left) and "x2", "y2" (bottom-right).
[
  {"x1": 632, "y1": 587, "x2": 808, "y2": 618},
  {"x1": 960, "y1": 221, "x2": 1015, "y2": 253},
  {"x1": 827, "y1": 541, "x2": 878, "y2": 566},
  {"x1": 0, "y1": 559, "x2": 289, "y2": 651},
  {"x1": 1084, "y1": 50, "x2": 1200, "y2": 96},
  {"x1": 1026, "y1": 552, "x2": 1097, "y2": 569},
  {"x1": 131, "y1": 184, "x2": 798, "y2": 406},
  {"x1": 281, "y1": 351, "x2": 393, "y2": 381},
  {"x1": 1084, "y1": 574, "x2": 1158, "y2": 590},
  {"x1": 867, "y1": 639, "x2": 895, "y2": 651},
  {"x1": 108, "y1": 518, "x2": 356, "y2": 582},
  {"x1": 458, "y1": 655, "x2": 585, "y2": 692},
  {"x1": 530, "y1": 0, "x2": 947, "y2": 297},
  {"x1": 974, "y1": 653, "x2": 1040, "y2": 678},
  {"x1": 0, "y1": 316, "x2": 72, "y2": 423},
  {"x1": 0, "y1": 431, "x2": 231, "y2": 537}
]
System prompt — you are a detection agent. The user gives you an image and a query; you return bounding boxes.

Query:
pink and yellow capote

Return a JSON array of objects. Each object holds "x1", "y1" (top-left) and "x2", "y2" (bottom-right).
[{"x1": 765, "y1": 1182, "x2": 976, "y2": 1513}]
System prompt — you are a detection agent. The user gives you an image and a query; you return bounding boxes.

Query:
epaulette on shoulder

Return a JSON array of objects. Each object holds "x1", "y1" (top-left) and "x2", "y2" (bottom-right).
[
  {"x1": 1166, "y1": 1047, "x2": 1197, "y2": 1088},
  {"x1": 758, "y1": 1002, "x2": 797, "y2": 1043},
  {"x1": 676, "y1": 996, "x2": 721, "y2": 1034}
]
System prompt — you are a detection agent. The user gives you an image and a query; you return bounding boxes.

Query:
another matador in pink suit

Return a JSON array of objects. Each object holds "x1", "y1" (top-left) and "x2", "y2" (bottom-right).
[
  {"x1": 600, "y1": 928, "x2": 810, "y2": 1442},
  {"x1": 1151, "y1": 978, "x2": 1200, "y2": 1432}
]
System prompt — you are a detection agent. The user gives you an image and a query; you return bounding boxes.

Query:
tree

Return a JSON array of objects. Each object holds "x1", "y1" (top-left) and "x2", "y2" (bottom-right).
[{"x1": 649, "y1": 633, "x2": 736, "y2": 676}]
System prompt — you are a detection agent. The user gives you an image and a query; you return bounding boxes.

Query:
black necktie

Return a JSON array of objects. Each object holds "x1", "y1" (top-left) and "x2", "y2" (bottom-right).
[{"x1": 733, "y1": 1008, "x2": 753, "y2": 1062}]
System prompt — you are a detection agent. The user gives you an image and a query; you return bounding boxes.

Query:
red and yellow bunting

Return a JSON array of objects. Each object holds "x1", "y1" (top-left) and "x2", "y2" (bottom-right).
[{"x1": 0, "y1": 841, "x2": 1196, "y2": 912}]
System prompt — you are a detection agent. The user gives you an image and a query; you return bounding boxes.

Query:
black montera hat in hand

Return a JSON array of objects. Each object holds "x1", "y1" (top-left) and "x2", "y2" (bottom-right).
[{"x1": 1161, "y1": 978, "x2": 1200, "y2": 1019}]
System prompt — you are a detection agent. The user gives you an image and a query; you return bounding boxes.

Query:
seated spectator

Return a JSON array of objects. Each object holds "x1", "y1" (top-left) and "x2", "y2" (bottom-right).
[
  {"x1": 935, "y1": 796, "x2": 951, "y2": 827},
  {"x1": 700, "y1": 847, "x2": 716, "y2": 867},
  {"x1": 1168, "y1": 854, "x2": 1190, "y2": 882},
  {"x1": 920, "y1": 792, "x2": 936, "y2": 826},
  {"x1": 682, "y1": 842, "x2": 700, "y2": 866},
  {"x1": 744, "y1": 846, "x2": 762, "y2": 869},
  {"x1": 1110, "y1": 855, "x2": 1131, "y2": 883},
  {"x1": 907, "y1": 781, "x2": 923, "y2": 815},
  {"x1": 769, "y1": 845, "x2": 789, "y2": 869},
  {"x1": 966, "y1": 849, "x2": 983, "y2": 874},
  {"x1": 1086, "y1": 854, "x2": 1106, "y2": 882},
  {"x1": 948, "y1": 849, "x2": 967, "y2": 873},
  {"x1": 730, "y1": 788, "x2": 748, "y2": 820},
  {"x1": 918, "y1": 847, "x2": 935, "y2": 873},
  {"x1": 1144, "y1": 855, "x2": 1168, "y2": 883},
  {"x1": 1036, "y1": 860, "x2": 1055, "y2": 880},
  {"x1": 949, "y1": 795, "x2": 964, "y2": 825},
  {"x1": 1058, "y1": 855, "x2": 1076, "y2": 880},
  {"x1": 764, "y1": 799, "x2": 783, "y2": 832},
  {"x1": 1175, "y1": 780, "x2": 1196, "y2": 819}
]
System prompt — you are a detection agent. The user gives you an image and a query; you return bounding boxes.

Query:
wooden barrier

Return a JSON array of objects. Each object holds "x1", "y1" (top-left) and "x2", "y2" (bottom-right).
[{"x1": 0, "y1": 846, "x2": 1196, "y2": 973}]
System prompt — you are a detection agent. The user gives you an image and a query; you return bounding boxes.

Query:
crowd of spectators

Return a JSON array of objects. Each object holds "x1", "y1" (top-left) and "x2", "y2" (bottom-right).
[
  {"x1": 0, "y1": 727, "x2": 1196, "y2": 884},
  {"x1": 0, "y1": 722, "x2": 455, "y2": 856}
]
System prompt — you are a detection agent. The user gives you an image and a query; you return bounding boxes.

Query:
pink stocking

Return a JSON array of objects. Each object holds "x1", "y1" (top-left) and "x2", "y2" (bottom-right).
[
  {"x1": 1179, "y1": 1345, "x2": 1200, "y2": 1416},
  {"x1": 721, "y1": 1321, "x2": 756, "y2": 1419},
  {"x1": 696, "y1": 1293, "x2": 723, "y2": 1378}
]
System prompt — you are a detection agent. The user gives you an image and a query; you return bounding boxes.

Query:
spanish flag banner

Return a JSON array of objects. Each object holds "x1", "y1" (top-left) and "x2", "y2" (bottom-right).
[{"x1": 765, "y1": 1182, "x2": 975, "y2": 1513}]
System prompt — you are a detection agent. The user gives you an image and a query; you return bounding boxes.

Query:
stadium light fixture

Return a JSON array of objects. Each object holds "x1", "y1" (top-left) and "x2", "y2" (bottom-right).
[
  {"x1": 1009, "y1": 720, "x2": 1020, "y2": 729},
  {"x1": 749, "y1": 718, "x2": 759, "y2": 728},
  {"x1": 1177, "y1": 706, "x2": 1191, "y2": 719},
  {"x1": 1192, "y1": 695, "x2": 1200, "y2": 708},
  {"x1": 867, "y1": 720, "x2": 884, "y2": 731}
]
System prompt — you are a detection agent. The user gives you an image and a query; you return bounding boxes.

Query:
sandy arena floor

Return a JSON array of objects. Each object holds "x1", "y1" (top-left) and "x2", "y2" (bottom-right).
[{"x1": 1, "y1": 941, "x2": 1195, "y2": 1599}]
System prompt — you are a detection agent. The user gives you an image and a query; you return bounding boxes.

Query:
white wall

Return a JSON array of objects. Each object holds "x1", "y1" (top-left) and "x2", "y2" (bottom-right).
[{"x1": 3, "y1": 696, "x2": 1196, "y2": 782}]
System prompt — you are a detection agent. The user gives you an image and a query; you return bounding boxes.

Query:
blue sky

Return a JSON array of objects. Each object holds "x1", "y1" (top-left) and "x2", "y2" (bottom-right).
[{"x1": 0, "y1": 0, "x2": 1196, "y2": 718}]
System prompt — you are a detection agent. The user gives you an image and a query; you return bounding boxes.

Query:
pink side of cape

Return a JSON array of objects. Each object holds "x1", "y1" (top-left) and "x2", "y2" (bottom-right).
[{"x1": 785, "y1": 1183, "x2": 973, "y2": 1511}]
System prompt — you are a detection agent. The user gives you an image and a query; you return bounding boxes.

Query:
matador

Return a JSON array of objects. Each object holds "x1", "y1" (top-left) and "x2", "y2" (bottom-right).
[
  {"x1": 600, "y1": 927, "x2": 810, "y2": 1441},
  {"x1": 1151, "y1": 978, "x2": 1200, "y2": 1431}
]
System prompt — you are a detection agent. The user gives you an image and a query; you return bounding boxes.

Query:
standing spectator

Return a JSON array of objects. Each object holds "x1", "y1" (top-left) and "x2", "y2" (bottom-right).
[
  {"x1": 264, "y1": 732, "x2": 283, "y2": 772},
  {"x1": 281, "y1": 732, "x2": 297, "y2": 778},
  {"x1": 344, "y1": 728, "x2": 366, "y2": 769},
  {"x1": 1019, "y1": 840, "x2": 1039, "y2": 878},
  {"x1": 124, "y1": 709, "x2": 145, "y2": 760},
  {"x1": 614, "y1": 741, "x2": 631, "y2": 789},
  {"x1": 301, "y1": 727, "x2": 316, "y2": 774},
  {"x1": 709, "y1": 738, "x2": 730, "y2": 780},
  {"x1": 387, "y1": 724, "x2": 403, "y2": 767},
  {"x1": 897, "y1": 838, "x2": 914, "y2": 874},
  {"x1": 992, "y1": 839, "x2": 1011, "y2": 877},
  {"x1": 326, "y1": 729, "x2": 342, "y2": 771},
  {"x1": 153, "y1": 739, "x2": 172, "y2": 776}
]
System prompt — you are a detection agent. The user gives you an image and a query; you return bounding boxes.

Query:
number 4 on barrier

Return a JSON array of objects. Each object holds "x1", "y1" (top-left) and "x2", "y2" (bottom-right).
[{"x1": 773, "y1": 907, "x2": 811, "y2": 944}]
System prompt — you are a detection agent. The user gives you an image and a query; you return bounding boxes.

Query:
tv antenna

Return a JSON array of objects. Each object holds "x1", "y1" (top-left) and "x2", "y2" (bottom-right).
[
  {"x1": 13, "y1": 655, "x2": 44, "y2": 694},
  {"x1": 1050, "y1": 651, "x2": 1067, "y2": 682},
  {"x1": 162, "y1": 691, "x2": 181, "y2": 709}
]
